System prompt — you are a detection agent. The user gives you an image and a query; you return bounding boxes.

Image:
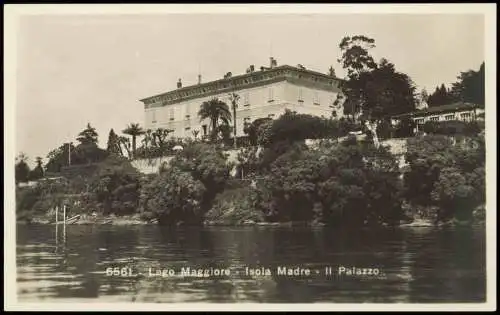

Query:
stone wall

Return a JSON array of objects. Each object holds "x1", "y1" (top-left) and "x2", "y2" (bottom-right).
[{"x1": 131, "y1": 138, "x2": 409, "y2": 175}]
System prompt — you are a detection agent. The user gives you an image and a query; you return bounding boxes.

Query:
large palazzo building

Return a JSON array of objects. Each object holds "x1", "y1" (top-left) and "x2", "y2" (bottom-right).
[{"x1": 139, "y1": 58, "x2": 344, "y2": 139}]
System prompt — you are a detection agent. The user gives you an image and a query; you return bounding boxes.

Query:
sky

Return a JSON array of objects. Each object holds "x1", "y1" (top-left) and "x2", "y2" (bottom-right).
[{"x1": 13, "y1": 11, "x2": 485, "y2": 166}]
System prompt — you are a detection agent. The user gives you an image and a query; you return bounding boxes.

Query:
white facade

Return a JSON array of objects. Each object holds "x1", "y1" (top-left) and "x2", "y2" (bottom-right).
[
  {"x1": 395, "y1": 103, "x2": 486, "y2": 133},
  {"x1": 414, "y1": 108, "x2": 485, "y2": 125},
  {"x1": 140, "y1": 65, "x2": 344, "y2": 139}
]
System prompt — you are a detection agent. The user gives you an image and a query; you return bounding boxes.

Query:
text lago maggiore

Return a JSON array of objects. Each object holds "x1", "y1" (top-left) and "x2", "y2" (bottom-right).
[{"x1": 138, "y1": 266, "x2": 381, "y2": 278}]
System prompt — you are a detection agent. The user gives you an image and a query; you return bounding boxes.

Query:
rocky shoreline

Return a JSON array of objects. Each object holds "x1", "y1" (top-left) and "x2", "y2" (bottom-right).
[
  {"x1": 16, "y1": 204, "x2": 485, "y2": 227},
  {"x1": 17, "y1": 216, "x2": 484, "y2": 228}
]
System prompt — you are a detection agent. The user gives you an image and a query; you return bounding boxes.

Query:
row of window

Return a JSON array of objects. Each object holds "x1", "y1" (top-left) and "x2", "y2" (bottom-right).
[
  {"x1": 150, "y1": 89, "x2": 337, "y2": 124},
  {"x1": 415, "y1": 112, "x2": 474, "y2": 124}
]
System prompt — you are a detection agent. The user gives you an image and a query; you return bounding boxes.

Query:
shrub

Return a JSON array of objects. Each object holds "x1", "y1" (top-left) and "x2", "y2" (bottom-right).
[
  {"x1": 404, "y1": 134, "x2": 485, "y2": 222},
  {"x1": 140, "y1": 143, "x2": 231, "y2": 225},
  {"x1": 206, "y1": 182, "x2": 264, "y2": 224},
  {"x1": 252, "y1": 138, "x2": 404, "y2": 226},
  {"x1": 393, "y1": 117, "x2": 416, "y2": 138},
  {"x1": 236, "y1": 146, "x2": 263, "y2": 179},
  {"x1": 88, "y1": 155, "x2": 141, "y2": 215},
  {"x1": 141, "y1": 167, "x2": 206, "y2": 225},
  {"x1": 243, "y1": 117, "x2": 273, "y2": 146},
  {"x1": 376, "y1": 119, "x2": 394, "y2": 140},
  {"x1": 431, "y1": 167, "x2": 477, "y2": 221},
  {"x1": 423, "y1": 120, "x2": 484, "y2": 137},
  {"x1": 262, "y1": 110, "x2": 343, "y2": 146}
]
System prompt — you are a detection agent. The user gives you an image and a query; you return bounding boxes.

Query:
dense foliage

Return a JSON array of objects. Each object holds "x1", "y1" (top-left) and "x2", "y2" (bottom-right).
[
  {"x1": 250, "y1": 139, "x2": 404, "y2": 226},
  {"x1": 243, "y1": 117, "x2": 273, "y2": 146},
  {"x1": 403, "y1": 135, "x2": 485, "y2": 222},
  {"x1": 337, "y1": 36, "x2": 417, "y2": 121},
  {"x1": 16, "y1": 177, "x2": 73, "y2": 221},
  {"x1": 427, "y1": 62, "x2": 485, "y2": 107},
  {"x1": 139, "y1": 143, "x2": 231, "y2": 225},
  {"x1": 198, "y1": 98, "x2": 232, "y2": 142},
  {"x1": 15, "y1": 153, "x2": 30, "y2": 184},
  {"x1": 205, "y1": 180, "x2": 264, "y2": 225},
  {"x1": 427, "y1": 84, "x2": 456, "y2": 107},
  {"x1": 87, "y1": 155, "x2": 141, "y2": 215},
  {"x1": 261, "y1": 110, "x2": 345, "y2": 146},
  {"x1": 16, "y1": 154, "x2": 142, "y2": 221},
  {"x1": 45, "y1": 123, "x2": 109, "y2": 173},
  {"x1": 422, "y1": 120, "x2": 484, "y2": 137}
]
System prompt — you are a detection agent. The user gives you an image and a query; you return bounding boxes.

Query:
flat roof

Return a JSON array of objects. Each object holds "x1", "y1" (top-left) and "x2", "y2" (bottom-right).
[{"x1": 139, "y1": 64, "x2": 343, "y2": 106}]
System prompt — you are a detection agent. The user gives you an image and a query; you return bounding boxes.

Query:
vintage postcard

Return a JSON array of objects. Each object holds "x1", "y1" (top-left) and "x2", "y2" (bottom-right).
[{"x1": 4, "y1": 3, "x2": 496, "y2": 312}]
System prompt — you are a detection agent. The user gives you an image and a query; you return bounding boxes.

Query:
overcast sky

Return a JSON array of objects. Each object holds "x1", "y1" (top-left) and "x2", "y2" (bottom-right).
[{"x1": 14, "y1": 12, "x2": 485, "y2": 165}]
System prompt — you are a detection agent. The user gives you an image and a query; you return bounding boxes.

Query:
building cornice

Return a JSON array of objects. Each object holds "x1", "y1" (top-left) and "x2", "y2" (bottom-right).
[{"x1": 139, "y1": 65, "x2": 343, "y2": 109}]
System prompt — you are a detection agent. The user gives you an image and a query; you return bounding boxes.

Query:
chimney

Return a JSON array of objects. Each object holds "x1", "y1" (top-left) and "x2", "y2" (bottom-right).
[
  {"x1": 198, "y1": 74, "x2": 202, "y2": 85},
  {"x1": 177, "y1": 78, "x2": 182, "y2": 89},
  {"x1": 272, "y1": 58, "x2": 277, "y2": 68},
  {"x1": 269, "y1": 57, "x2": 274, "y2": 68},
  {"x1": 250, "y1": 65, "x2": 255, "y2": 72}
]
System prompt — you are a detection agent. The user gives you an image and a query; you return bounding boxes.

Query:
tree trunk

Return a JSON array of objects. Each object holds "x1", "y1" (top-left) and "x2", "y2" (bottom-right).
[
  {"x1": 365, "y1": 120, "x2": 380, "y2": 148},
  {"x1": 132, "y1": 136, "x2": 136, "y2": 160},
  {"x1": 117, "y1": 142, "x2": 124, "y2": 157},
  {"x1": 211, "y1": 118, "x2": 218, "y2": 142},
  {"x1": 233, "y1": 108, "x2": 237, "y2": 149}
]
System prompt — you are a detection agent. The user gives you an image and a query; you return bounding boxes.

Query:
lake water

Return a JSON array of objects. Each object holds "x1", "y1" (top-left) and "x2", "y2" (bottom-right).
[{"x1": 16, "y1": 224, "x2": 486, "y2": 303}]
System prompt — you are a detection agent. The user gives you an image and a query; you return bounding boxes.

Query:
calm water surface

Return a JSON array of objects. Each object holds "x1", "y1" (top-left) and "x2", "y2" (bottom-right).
[{"x1": 16, "y1": 224, "x2": 486, "y2": 303}]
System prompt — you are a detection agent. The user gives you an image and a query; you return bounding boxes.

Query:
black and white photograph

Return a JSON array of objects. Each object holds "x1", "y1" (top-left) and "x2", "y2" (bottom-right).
[{"x1": 4, "y1": 4, "x2": 496, "y2": 311}]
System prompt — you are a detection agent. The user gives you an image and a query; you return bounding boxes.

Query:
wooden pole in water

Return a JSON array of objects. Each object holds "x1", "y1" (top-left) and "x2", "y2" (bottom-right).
[{"x1": 55, "y1": 205, "x2": 59, "y2": 247}]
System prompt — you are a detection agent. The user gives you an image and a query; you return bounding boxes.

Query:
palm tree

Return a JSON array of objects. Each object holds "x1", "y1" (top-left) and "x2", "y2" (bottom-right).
[
  {"x1": 122, "y1": 123, "x2": 145, "y2": 159},
  {"x1": 228, "y1": 93, "x2": 240, "y2": 149},
  {"x1": 198, "y1": 98, "x2": 231, "y2": 142}
]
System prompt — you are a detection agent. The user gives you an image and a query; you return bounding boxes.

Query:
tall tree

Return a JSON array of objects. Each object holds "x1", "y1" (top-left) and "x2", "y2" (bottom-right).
[
  {"x1": 29, "y1": 156, "x2": 45, "y2": 180},
  {"x1": 77, "y1": 123, "x2": 99, "y2": 145},
  {"x1": 337, "y1": 35, "x2": 377, "y2": 77},
  {"x1": 228, "y1": 93, "x2": 240, "y2": 149},
  {"x1": 74, "y1": 123, "x2": 107, "y2": 164},
  {"x1": 197, "y1": 98, "x2": 232, "y2": 142},
  {"x1": 15, "y1": 153, "x2": 30, "y2": 184},
  {"x1": 336, "y1": 35, "x2": 417, "y2": 146},
  {"x1": 420, "y1": 88, "x2": 429, "y2": 103},
  {"x1": 106, "y1": 128, "x2": 121, "y2": 156},
  {"x1": 45, "y1": 143, "x2": 76, "y2": 173},
  {"x1": 122, "y1": 123, "x2": 145, "y2": 159},
  {"x1": 427, "y1": 84, "x2": 457, "y2": 107},
  {"x1": 451, "y1": 62, "x2": 485, "y2": 105}
]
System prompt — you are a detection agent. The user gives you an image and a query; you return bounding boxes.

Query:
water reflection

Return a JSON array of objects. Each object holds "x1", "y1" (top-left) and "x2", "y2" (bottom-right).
[{"x1": 16, "y1": 224, "x2": 486, "y2": 303}]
